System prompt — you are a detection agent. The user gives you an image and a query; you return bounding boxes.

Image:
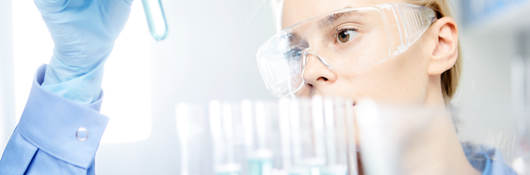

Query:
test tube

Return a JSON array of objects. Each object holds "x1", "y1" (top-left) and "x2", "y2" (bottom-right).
[
  {"x1": 210, "y1": 101, "x2": 243, "y2": 175},
  {"x1": 247, "y1": 102, "x2": 274, "y2": 175},
  {"x1": 280, "y1": 98, "x2": 355, "y2": 175},
  {"x1": 141, "y1": 0, "x2": 168, "y2": 41}
]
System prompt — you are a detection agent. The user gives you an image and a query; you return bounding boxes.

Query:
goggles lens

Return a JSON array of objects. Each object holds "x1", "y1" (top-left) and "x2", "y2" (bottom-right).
[{"x1": 256, "y1": 3, "x2": 436, "y2": 97}]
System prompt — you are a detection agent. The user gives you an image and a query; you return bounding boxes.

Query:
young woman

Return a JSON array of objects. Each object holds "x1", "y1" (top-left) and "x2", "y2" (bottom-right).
[{"x1": 256, "y1": 0, "x2": 515, "y2": 174}]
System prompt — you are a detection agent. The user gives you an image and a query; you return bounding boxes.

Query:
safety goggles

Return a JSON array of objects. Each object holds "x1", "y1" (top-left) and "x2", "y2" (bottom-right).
[{"x1": 256, "y1": 3, "x2": 437, "y2": 97}]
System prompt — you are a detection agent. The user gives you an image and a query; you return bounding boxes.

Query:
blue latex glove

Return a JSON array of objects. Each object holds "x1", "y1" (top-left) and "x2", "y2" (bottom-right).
[{"x1": 37, "y1": 0, "x2": 133, "y2": 104}]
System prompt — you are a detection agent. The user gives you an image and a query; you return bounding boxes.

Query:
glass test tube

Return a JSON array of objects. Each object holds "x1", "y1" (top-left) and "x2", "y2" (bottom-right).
[
  {"x1": 246, "y1": 101, "x2": 274, "y2": 175},
  {"x1": 279, "y1": 97, "x2": 355, "y2": 175},
  {"x1": 210, "y1": 101, "x2": 243, "y2": 175},
  {"x1": 141, "y1": 0, "x2": 168, "y2": 41}
]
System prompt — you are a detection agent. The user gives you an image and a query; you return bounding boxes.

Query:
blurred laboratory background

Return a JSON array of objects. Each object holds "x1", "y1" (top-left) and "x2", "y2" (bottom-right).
[{"x1": 0, "y1": 0, "x2": 529, "y2": 174}]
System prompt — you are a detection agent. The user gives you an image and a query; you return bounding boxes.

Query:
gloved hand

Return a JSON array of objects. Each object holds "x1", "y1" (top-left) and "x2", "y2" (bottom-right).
[{"x1": 36, "y1": 0, "x2": 133, "y2": 104}]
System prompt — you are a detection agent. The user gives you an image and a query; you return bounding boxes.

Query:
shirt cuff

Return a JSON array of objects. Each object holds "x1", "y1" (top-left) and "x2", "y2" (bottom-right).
[{"x1": 16, "y1": 65, "x2": 108, "y2": 168}]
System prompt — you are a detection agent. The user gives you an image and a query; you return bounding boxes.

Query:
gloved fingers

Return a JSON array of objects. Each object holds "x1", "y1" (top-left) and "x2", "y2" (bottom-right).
[
  {"x1": 100, "y1": 0, "x2": 134, "y2": 18},
  {"x1": 104, "y1": 0, "x2": 134, "y2": 9},
  {"x1": 123, "y1": 0, "x2": 134, "y2": 6},
  {"x1": 34, "y1": 0, "x2": 90, "y2": 13},
  {"x1": 100, "y1": 0, "x2": 134, "y2": 36},
  {"x1": 34, "y1": 0, "x2": 69, "y2": 13}
]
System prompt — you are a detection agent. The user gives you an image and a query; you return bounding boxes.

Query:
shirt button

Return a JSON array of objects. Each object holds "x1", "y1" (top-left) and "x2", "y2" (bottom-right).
[{"x1": 76, "y1": 127, "x2": 88, "y2": 142}]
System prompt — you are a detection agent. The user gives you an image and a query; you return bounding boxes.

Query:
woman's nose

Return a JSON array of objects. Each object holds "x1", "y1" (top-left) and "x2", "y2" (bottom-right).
[{"x1": 302, "y1": 54, "x2": 337, "y2": 88}]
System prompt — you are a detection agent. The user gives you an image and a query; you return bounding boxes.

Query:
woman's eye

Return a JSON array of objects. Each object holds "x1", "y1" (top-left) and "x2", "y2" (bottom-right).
[
  {"x1": 284, "y1": 48, "x2": 303, "y2": 60},
  {"x1": 336, "y1": 28, "x2": 358, "y2": 44}
]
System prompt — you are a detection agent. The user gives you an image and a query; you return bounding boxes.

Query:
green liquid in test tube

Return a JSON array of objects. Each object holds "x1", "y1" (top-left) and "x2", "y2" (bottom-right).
[
  {"x1": 248, "y1": 159, "x2": 273, "y2": 175},
  {"x1": 141, "y1": 0, "x2": 168, "y2": 41},
  {"x1": 215, "y1": 163, "x2": 241, "y2": 175},
  {"x1": 248, "y1": 150, "x2": 273, "y2": 175}
]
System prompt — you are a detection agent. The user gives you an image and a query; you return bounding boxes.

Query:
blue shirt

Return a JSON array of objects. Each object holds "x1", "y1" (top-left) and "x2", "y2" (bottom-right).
[
  {"x1": 0, "y1": 65, "x2": 108, "y2": 174},
  {"x1": 0, "y1": 65, "x2": 518, "y2": 174},
  {"x1": 463, "y1": 143, "x2": 518, "y2": 175}
]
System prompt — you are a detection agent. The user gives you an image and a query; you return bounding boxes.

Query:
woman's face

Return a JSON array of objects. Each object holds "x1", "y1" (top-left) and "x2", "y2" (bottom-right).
[
  {"x1": 278, "y1": 2, "x2": 470, "y2": 173},
  {"x1": 282, "y1": 0, "x2": 434, "y2": 104}
]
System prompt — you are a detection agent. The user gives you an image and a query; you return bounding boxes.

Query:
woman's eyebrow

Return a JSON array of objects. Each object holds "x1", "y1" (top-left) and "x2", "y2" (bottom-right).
[
  {"x1": 319, "y1": 7, "x2": 364, "y2": 27},
  {"x1": 287, "y1": 33, "x2": 306, "y2": 46}
]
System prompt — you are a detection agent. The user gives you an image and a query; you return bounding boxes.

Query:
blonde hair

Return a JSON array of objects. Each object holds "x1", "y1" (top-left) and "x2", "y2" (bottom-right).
[{"x1": 407, "y1": 0, "x2": 461, "y2": 101}]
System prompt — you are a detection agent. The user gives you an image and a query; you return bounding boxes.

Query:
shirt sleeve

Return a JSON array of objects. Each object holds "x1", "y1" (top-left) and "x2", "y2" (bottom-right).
[
  {"x1": 462, "y1": 143, "x2": 518, "y2": 175},
  {"x1": 0, "y1": 65, "x2": 108, "y2": 175},
  {"x1": 482, "y1": 149, "x2": 518, "y2": 175}
]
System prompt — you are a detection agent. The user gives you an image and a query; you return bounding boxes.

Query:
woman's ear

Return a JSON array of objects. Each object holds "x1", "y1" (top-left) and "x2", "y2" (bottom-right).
[{"x1": 427, "y1": 17, "x2": 459, "y2": 75}]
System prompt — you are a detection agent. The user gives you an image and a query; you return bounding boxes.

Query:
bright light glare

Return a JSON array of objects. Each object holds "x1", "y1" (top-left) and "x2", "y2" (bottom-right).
[{"x1": 512, "y1": 157, "x2": 527, "y2": 174}]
